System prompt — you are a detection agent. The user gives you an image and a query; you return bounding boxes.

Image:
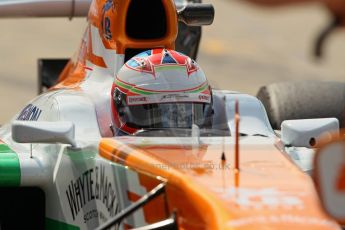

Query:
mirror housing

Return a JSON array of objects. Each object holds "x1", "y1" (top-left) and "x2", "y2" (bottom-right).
[
  {"x1": 313, "y1": 136, "x2": 345, "y2": 225},
  {"x1": 177, "y1": 3, "x2": 214, "y2": 26},
  {"x1": 12, "y1": 121, "x2": 76, "y2": 147},
  {"x1": 281, "y1": 118, "x2": 339, "y2": 147}
]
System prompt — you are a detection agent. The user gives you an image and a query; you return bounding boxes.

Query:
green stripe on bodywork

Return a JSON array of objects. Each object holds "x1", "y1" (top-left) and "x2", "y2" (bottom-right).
[
  {"x1": 0, "y1": 144, "x2": 20, "y2": 186},
  {"x1": 0, "y1": 144, "x2": 12, "y2": 153},
  {"x1": 45, "y1": 218, "x2": 80, "y2": 230},
  {"x1": 65, "y1": 148, "x2": 97, "y2": 161}
]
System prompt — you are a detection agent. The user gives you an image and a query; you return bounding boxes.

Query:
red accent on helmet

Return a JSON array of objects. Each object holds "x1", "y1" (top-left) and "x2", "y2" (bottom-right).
[{"x1": 111, "y1": 49, "x2": 210, "y2": 135}]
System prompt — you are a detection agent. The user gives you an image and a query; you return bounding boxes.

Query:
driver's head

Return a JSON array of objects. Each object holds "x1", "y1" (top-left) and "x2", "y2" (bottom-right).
[{"x1": 111, "y1": 49, "x2": 212, "y2": 135}]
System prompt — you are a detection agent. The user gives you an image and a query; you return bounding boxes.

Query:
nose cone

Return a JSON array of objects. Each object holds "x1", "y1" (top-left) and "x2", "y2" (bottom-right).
[{"x1": 100, "y1": 136, "x2": 340, "y2": 229}]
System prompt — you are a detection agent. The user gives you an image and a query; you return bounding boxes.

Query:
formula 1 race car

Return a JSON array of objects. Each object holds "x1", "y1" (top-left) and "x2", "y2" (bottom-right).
[{"x1": 0, "y1": 0, "x2": 344, "y2": 229}]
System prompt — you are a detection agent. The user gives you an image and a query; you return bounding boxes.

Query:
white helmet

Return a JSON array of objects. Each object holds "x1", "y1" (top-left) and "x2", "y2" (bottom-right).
[{"x1": 111, "y1": 49, "x2": 212, "y2": 135}]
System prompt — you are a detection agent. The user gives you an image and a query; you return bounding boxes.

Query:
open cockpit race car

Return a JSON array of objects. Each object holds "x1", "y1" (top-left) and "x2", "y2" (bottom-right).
[{"x1": 0, "y1": 0, "x2": 345, "y2": 229}]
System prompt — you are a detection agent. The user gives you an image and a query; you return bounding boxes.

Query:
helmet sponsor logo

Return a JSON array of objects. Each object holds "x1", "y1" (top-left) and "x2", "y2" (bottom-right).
[
  {"x1": 128, "y1": 96, "x2": 147, "y2": 103},
  {"x1": 160, "y1": 94, "x2": 189, "y2": 101},
  {"x1": 127, "y1": 93, "x2": 211, "y2": 105},
  {"x1": 199, "y1": 95, "x2": 210, "y2": 101}
]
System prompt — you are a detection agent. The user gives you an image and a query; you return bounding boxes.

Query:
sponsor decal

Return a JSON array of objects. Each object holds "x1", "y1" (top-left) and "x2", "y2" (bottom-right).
[
  {"x1": 101, "y1": 0, "x2": 115, "y2": 40},
  {"x1": 65, "y1": 165, "x2": 119, "y2": 222},
  {"x1": 82, "y1": 208, "x2": 114, "y2": 225},
  {"x1": 17, "y1": 104, "x2": 42, "y2": 121},
  {"x1": 227, "y1": 215, "x2": 339, "y2": 229},
  {"x1": 198, "y1": 94, "x2": 210, "y2": 102},
  {"x1": 58, "y1": 156, "x2": 148, "y2": 228},
  {"x1": 222, "y1": 188, "x2": 304, "y2": 210},
  {"x1": 160, "y1": 94, "x2": 189, "y2": 101},
  {"x1": 103, "y1": 17, "x2": 112, "y2": 40},
  {"x1": 127, "y1": 93, "x2": 211, "y2": 105},
  {"x1": 128, "y1": 96, "x2": 147, "y2": 104}
]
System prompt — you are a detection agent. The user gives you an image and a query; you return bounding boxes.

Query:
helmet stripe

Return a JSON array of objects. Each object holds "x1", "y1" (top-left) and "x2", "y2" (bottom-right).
[{"x1": 115, "y1": 80, "x2": 209, "y2": 95}]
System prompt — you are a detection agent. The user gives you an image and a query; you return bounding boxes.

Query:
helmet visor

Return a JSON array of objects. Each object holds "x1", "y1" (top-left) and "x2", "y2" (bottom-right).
[
  {"x1": 113, "y1": 85, "x2": 212, "y2": 130},
  {"x1": 120, "y1": 102, "x2": 210, "y2": 129}
]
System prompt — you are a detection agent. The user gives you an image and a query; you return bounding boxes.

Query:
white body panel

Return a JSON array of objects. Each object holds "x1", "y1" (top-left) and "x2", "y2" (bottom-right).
[
  {"x1": 281, "y1": 118, "x2": 339, "y2": 147},
  {"x1": 12, "y1": 121, "x2": 76, "y2": 146},
  {"x1": 0, "y1": 86, "x2": 319, "y2": 229},
  {"x1": 212, "y1": 91, "x2": 275, "y2": 137}
]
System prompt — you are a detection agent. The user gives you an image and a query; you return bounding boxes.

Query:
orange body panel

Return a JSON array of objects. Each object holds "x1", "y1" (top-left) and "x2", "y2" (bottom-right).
[
  {"x1": 55, "y1": 0, "x2": 178, "y2": 89},
  {"x1": 99, "y1": 138, "x2": 340, "y2": 229},
  {"x1": 336, "y1": 163, "x2": 345, "y2": 190},
  {"x1": 88, "y1": 0, "x2": 177, "y2": 54},
  {"x1": 314, "y1": 132, "x2": 345, "y2": 225}
]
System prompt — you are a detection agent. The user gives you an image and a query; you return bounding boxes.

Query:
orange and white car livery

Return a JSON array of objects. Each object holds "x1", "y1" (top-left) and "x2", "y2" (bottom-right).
[{"x1": 0, "y1": 0, "x2": 343, "y2": 229}]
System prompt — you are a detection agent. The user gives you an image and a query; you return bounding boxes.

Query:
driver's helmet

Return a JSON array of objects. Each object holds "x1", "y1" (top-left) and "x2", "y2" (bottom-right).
[{"x1": 111, "y1": 49, "x2": 212, "y2": 135}]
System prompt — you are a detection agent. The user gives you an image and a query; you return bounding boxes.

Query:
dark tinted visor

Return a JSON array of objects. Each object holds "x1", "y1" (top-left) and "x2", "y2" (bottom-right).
[{"x1": 114, "y1": 88, "x2": 211, "y2": 129}]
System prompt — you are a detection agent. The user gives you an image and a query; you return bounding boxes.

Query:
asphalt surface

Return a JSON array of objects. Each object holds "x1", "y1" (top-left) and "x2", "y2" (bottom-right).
[{"x1": 0, "y1": 0, "x2": 344, "y2": 123}]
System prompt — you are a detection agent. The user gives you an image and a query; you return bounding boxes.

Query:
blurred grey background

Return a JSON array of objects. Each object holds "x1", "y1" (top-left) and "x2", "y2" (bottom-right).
[{"x1": 0, "y1": 0, "x2": 344, "y2": 123}]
